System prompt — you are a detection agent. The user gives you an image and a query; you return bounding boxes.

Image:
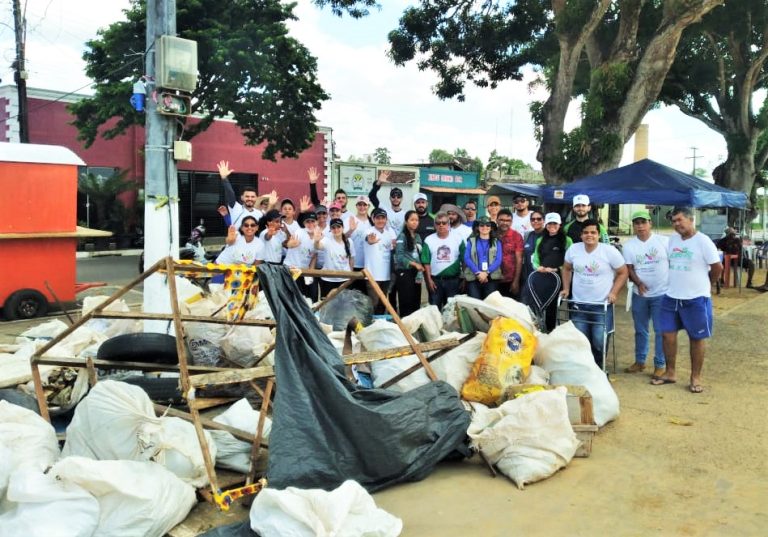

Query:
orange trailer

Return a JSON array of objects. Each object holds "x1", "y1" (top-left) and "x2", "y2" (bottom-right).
[{"x1": 0, "y1": 143, "x2": 109, "y2": 320}]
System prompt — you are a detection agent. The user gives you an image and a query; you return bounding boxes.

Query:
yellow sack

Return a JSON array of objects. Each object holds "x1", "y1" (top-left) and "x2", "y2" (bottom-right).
[{"x1": 461, "y1": 317, "x2": 537, "y2": 405}]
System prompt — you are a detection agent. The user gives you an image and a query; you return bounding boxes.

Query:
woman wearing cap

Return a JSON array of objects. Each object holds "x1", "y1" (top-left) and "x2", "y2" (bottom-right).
[
  {"x1": 365, "y1": 208, "x2": 397, "y2": 313},
  {"x1": 528, "y1": 213, "x2": 573, "y2": 331},
  {"x1": 348, "y1": 195, "x2": 372, "y2": 292},
  {"x1": 485, "y1": 195, "x2": 502, "y2": 223},
  {"x1": 463, "y1": 216, "x2": 503, "y2": 299},
  {"x1": 313, "y1": 217, "x2": 355, "y2": 297},
  {"x1": 284, "y1": 211, "x2": 319, "y2": 300},
  {"x1": 394, "y1": 210, "x2": 425, "y2": 316},
  {"x1": 215, "y1": 216, "x2": 264, "y2": 266}
]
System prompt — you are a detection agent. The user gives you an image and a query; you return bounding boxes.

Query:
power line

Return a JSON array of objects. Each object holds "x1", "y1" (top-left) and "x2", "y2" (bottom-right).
[{"x1": 686, "y1": 146, "x2": 703, "y2": 174}]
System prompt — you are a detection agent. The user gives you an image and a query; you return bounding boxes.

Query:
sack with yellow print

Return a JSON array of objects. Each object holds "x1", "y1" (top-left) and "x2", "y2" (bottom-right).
[{"x1": 461, "y1": 317, "x2": 537, "y2": 405}]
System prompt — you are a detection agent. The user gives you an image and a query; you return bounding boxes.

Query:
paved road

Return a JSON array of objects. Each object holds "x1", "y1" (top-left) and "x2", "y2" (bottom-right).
[{"x1": 77, "y1": 254, "x2": 141, "y2": 287}]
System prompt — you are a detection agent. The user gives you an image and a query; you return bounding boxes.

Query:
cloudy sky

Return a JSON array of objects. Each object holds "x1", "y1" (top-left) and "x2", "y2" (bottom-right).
[{"x1": 0, "y1": 0, "x2": 728, "y2": 174}]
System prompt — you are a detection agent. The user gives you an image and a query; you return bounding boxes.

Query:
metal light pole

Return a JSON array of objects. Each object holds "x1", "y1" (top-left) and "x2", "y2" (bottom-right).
[{"x1": 143, "y1": 0, "x2": 180, "y2": 331}]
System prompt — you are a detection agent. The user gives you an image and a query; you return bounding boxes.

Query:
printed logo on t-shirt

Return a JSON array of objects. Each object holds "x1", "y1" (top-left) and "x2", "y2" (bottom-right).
[
  {"x1": 635, "y1": 247, "x2": 661, "y2": 265},
  {"x1": 574, "y1": 260, "x2": 600, "y2": 275},
  {"x1": 669, "y1": 246, "x2": 694, "y2": 272},
  {"x1": 437, "y1": 245, "x2": 451, "y2": 261}
]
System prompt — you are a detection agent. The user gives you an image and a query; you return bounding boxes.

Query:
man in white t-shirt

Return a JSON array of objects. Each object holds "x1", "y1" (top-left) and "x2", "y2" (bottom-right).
[
  {"x1": 364, "y1": 208, "x2": 397, "y2": 313},
  {"x1": 439, "y1": 203, "x2": 471, "y2": 242},
  {"x1": 368, "y1": 170, "x2": 406, "y2": 234},
  {"x1": 561, "y1": 219, "x2": 628, "y2": 368},
  {"x1": 652, "y1": 207, "x2": 722, "y2": 393},
  {"x1": 217, "y1": 160, "x2": 277, "y2": 230},
  {"x1": 422, "y1": 211, "x2": 466, "y2": 309},
  {"x1": 511, "y1": 193, "x2": 533, "y2": 237},
  {"x1": 622, "y1": 210, "x2": 669, "y2": 378}
]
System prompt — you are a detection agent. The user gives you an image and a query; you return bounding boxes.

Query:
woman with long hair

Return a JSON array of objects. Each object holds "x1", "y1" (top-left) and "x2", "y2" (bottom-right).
[
  {"x1": 529, "y1": 212, "x2": 573, "y2": 331},
  {"x1": 394, "y1": 210, "x2": 424, "y2": 316},
  {"x1": 520, "y1": 209, "x2": 545, "y2": 302},
  {"x1": 463, "y1": 216, "x2": 503, "y2": 299},
  {"x1": 313, "y1": 217, "x2": 355, "y2": 297},
  {"x1": 215, "y1": 216, "x2": 264, "y2": 266}
]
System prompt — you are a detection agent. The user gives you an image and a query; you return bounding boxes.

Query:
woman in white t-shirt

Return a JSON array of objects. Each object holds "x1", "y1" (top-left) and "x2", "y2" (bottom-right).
[
  {"x1": 284, "y1": 211, "x2": 319, "y2": 301},
  {"x1": 364, "y1": 207, "x2": 397, "y2": 313},
  {"x1": 215, "y1": 216, "x2": 264, "y2": 266},
  {"x1": 561, "y1": 219, "x2": 628, "y2": 368},
  {"x1": 314, "y1": 217, "x2": 355, "y2": 297},
  {"x1": 258, "y1": 209, "x2": 288, "y2": 264}
]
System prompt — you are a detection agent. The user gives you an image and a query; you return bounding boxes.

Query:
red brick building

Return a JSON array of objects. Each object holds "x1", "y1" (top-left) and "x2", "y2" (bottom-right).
[{"x1": 0, "y1": 86, "x2": 333, "y2": 239}]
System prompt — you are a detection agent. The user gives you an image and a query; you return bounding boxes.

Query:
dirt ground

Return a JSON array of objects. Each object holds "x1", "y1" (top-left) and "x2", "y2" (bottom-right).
[{"x1": 3, "y1": 274, "x2": 767, "y2": 536}]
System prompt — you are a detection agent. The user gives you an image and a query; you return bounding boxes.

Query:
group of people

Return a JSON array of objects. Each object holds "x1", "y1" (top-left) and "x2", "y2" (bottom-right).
[{"x1": 212, "y1": 161, "x2": 726, "y2": 393}]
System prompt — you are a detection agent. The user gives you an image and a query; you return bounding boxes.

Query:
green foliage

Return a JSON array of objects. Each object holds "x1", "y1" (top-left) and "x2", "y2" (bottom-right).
[
  {"x1": 78, "y1": 169, "x2": 137, "y2": 231},
  {"x1": 486, "y1": 150, "x2": 533, "y2": 177},
  {"x1": 428, "y1": 148, "x2": 454, "y2": 163},
  {"x1": 374, "y1": 147, "x2": 391, "y2": 164},
  {"x1": 70, "y1": 0, "x2": 329, "y2": 161},
  {"x1": 312, "y1": 0, "x2": 380, "y2": 19}
]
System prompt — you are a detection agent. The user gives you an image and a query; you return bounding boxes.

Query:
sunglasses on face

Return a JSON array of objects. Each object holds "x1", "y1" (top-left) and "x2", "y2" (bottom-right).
[
  {"x1": 479, "y1": 223, "x2": 492, "y2": 227},
  {"x1": 242, "y1": 223, "x2": 257, "y2": 228},
  {"x1": 435, "y1": 221, "x2": 449, "y2": 225},
  {"x1": 488, "y1": 202, "x2": 500, "y2": 207},
  {"x1": 390, "y1": 193, "x2": 402, "y2": 198},
  {"x1": 513, "y1": 199, "x2": 526, "y2": 203},
  {"x1": 530, "y1": 217, "x2": 543, "y2": 221}
]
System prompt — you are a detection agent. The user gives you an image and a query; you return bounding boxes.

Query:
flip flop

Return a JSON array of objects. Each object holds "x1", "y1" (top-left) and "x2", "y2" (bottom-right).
[
  {"x1": 650, "y1": 377, "x2": 676, "y2": 386},
  {"x1": 689, "y1": 384, "x2": 704, "y2": 393}
]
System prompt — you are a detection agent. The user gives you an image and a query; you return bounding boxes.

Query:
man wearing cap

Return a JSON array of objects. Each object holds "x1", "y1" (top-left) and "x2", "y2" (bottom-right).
[
  {"x1": 369, "y1": 169, "x2": 406, "y2": 234},
  {"x1": 652, "y1": 207, "x2": 722, "y2": 393},
  {"x1": 511, "y1": 194, "x2": 533, "y2": 237},
  {"x1": 422, "y1": 211, "x2": 466, "y2": 309},
  {"x1": 413, "y1": 192, "x2": 435, "y2": 241},
  {"x1": 364, "y1": 208, "x2": 397, "y2": 313},
  {"x1": 622, "y1": 210, "x2": 669, "y2": 378},
  {"x1": 439, "y1": 203, "x2": 472, "y2": 242},
  {"x1": 561, "y1": 219, "x2": 628, "y2": 368},
  {"x1": 496, "y1": 208, "x2": 524, "y2": 297},
  {"x1": 564, "y1": 194, "x2": 609, "y2": 244},
  {"x1": 485, "y1": 195, "x2": 502, "y2": 223},
  {"x1": 217, "y1": 160, "x2": 277, "y2": 230}
]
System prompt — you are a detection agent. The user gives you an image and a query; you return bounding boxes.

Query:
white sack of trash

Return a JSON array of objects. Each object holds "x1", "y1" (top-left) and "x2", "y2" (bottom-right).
[
  {"x1": 62, "y1": 380, "x2": 216, "y2": 487},
  {"x1": 468, "y1": 387, "x2": 580, "y2": 490},
  {"x1": 534, "y1": 321, "x2": 620, "y2": 427},
  {"x1": 250, "y1": 479, "x2": 402, "y2": 537}
]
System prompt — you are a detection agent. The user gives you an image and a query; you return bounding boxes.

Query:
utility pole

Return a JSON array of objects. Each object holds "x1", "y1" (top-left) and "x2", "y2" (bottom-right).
[
  {"x1": 12, "y1": 0, "x2": 29, "y2": 143},
  {"x1": 687, "y1": 146, "x2": 702, "y2": 175},
  {"x1": 144, "y1": 0, "x2": 180, "y2": 330}
]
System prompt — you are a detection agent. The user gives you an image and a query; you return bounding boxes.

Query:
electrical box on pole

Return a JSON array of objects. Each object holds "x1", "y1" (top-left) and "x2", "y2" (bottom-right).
[{"x1": 156, "y1": 35, "x2": 198, "y2": 93}]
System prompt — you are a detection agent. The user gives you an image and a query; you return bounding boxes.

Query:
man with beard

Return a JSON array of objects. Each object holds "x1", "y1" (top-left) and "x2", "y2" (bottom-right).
[
  {"x1": 511, "y1": 194, "x2": 533, "y2": 237},
  {"x1": 564, "y1": 194, "x2": 609, "y2": 244},
  {"x1": 439, "y1": 203, "x2": 471, "y2": 242},
  {"x1": 217, "y1": 160, "x2": 277, "y2": 229},
  {"x1": 413, "y1": 192, "x2": 435, "y2": 241},
  {"x1": 368, "y1": 169, "x2": 406, "y2": 234}
]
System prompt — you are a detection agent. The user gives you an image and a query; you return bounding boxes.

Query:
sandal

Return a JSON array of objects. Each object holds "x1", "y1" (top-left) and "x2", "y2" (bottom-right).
[{"x1": 689, "y1": 384, "x2": 704, "y2": 393}]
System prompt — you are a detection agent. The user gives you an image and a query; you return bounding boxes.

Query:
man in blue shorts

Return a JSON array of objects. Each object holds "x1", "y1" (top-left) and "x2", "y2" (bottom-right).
[{"x1": 652, "y1": 207, "x2": 722, "y2": 393}]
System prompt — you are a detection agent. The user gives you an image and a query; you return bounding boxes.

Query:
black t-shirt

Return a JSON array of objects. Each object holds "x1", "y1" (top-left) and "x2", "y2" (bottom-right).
[
  {"x1": 416, "y1": 213, "x2": 435, "y2": 241},
  {"x1": 566, "y1": 219, "x2": 586, "y2": 244},
  {"x1": 538, "y1": 233, "x2": 568, "y2": 269}
]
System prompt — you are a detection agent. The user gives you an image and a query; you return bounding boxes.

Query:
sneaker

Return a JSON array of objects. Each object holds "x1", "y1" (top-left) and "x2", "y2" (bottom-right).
[{"x1": 624, "y1": 362, "x2": 646, "y2": 373}]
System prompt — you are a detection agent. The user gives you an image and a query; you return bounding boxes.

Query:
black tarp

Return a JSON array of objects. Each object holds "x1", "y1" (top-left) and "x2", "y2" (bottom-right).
[{"x1": 257, "y1": 264, "x2": 471, "y2": 493}]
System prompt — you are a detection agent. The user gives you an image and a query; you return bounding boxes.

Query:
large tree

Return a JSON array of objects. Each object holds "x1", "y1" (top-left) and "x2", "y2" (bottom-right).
[
  {"x1": 71, "y1": 0, "x2": 329, "y2": 160},
  {"x1": 318, "y1": 0, "x2": 722, "y2": 184},
  {"x1": 660, "y1": 1, "x2": 768, "y2": 201}
]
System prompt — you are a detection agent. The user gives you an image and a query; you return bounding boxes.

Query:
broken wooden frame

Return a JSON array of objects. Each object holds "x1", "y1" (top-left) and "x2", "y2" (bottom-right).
[{"x1": 29, "y1": 257, "x2": 461, "y2": 508}]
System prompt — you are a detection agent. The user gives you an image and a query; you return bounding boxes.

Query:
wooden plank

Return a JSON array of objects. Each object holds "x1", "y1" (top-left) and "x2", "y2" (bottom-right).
[
  {"x1": 247, "y1": 378, "x2": 273, "y2": 486},
  {"x1": 189, "y1": 397, "x2": 239, "y2": 410},
  {"x1": 363, "y1": 269, "x2": 438, "y2": 382},
  {"x1": 298, "y1": 268, "x2": 366, "y2": 279},
  {"x1": 33, "y1": 356, "x2": 234, "y2": 374},
  {"x1": 342, "y1": 338, "x2": 460, "y2": 365},
  {"x1": 380, "y1": 332, "x2": 476, "y2": 389},
  {"x1": 155, "y1": 404, "x2": 268, "y2": 447},
  {"x1": 94, "y1": 310, "x2": 276, "y2": 327},
  {"x1": 310, "y1": 278, "x2": 356, "y2": 312},
  {"x1": 190, "y1": 366, "x2": 275, "y2": 389}
]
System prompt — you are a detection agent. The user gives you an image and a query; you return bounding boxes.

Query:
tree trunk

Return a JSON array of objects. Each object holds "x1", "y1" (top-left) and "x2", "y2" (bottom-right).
[{"x1": 538, "y1": 0, "x2": 724, "y2": 185}]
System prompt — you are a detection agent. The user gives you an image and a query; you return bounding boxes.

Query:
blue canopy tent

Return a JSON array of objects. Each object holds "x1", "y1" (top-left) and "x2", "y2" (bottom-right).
[{"x1": 541, "y1": 159, "x2": 748, "y2": 208}]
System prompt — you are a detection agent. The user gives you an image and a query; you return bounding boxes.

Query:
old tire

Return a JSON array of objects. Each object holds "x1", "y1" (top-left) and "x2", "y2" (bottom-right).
[
  {"x1": 121, "y1": 376, "x2": 184, "y2": 405},
  {"x1": 4, "y1": 289, "x2": 48, "y2": 320},
  {"x1": 97, "y1": 333, "x2": 180, "y2": 364}
]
